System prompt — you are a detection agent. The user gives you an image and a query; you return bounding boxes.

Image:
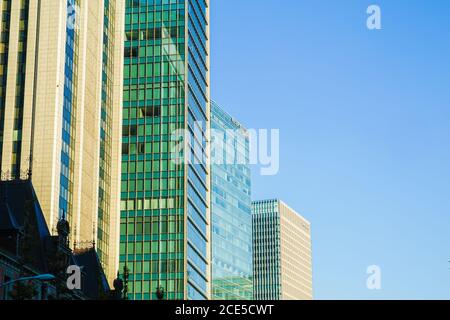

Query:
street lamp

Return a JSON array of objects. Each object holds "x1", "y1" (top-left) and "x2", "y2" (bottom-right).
[{"x1": 0, "y1": 274, "x2": 55, "y2": 289}]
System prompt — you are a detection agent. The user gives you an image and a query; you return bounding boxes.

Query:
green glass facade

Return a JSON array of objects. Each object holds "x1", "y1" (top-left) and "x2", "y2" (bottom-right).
[
  {"x1": 120, "y1": 0, "x2": 210, "y2": 300},
  {"x1": 97, "y1": 0, "x2": 116, "y2": 273},
  {"x1": 6, "y1": 0, "x2": 29, "y2": 177},
  {"x1": 252, "y1": 200, "x2": 282, "y2": 300},
  {"x1": 59, "y1": 0, "x2": 79, "y2": 238},
  {"x1": 210, "y1": 101, "x2": 253, "y2": 300},
  {"x1": 0, "y1": 0, "x2": 11, "y2": 167}
]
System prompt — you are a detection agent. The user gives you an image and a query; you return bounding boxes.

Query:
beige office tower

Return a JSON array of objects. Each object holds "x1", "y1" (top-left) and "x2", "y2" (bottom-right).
[
  {"x1": 0, "y1": 0, "x2": 124, "y2": 283},
  {"x1": 252, "y1": 199, "x2": 313, "y2": 300}
]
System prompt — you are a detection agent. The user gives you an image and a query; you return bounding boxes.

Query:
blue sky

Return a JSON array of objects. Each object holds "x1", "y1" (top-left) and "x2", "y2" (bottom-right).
[{"x1": 210, "y1": 0, "x2": 450, "y2": 299}]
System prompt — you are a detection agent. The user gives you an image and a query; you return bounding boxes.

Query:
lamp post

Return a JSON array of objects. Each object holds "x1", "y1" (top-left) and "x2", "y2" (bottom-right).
[
  {"x1": 0, "y1": 274, "x2": 55, "y2": 289},
  {"x1": 0, "y1": 274, "x2": 55, "y2": 300}
]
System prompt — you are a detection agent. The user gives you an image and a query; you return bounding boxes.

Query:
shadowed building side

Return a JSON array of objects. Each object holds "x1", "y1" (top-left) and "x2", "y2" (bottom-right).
[{"x1": 0, "y1": 178, "x2": 112, "y2": 300}]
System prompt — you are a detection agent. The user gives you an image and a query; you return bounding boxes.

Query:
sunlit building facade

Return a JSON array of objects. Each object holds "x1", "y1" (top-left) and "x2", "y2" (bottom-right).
[
  {"x1": 119, "y1": 0, "x2": 211, "y2": 300},
  {"x1": 0, "y1": 0, "x2": 124, "y2": 283},
  {"x1": 210, "y1": 101, "x2": 253, "y2": 300},
  {"x1": 252, "y1": 199, "x2": 313, "y2": 300}
]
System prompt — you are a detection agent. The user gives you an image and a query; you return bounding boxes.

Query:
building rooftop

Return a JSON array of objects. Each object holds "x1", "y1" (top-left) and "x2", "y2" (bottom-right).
[{"x1": 0, "y1": 178, "x2": 111, "y2": 299}]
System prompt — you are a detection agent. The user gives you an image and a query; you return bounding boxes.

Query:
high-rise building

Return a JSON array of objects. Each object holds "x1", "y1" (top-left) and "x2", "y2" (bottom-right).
[
  {"x1": 210, "y1": 101, "x2": 253, "y2": 300},
  {"x1": 252, "y1": 199, "x2": 313, "y2": 300},
  {"x1": 119, "y1": 0, "x2": 211, "y2": 300},
  {"x1": 0, "y1": 0, "x2": 125, "y2": 282}
]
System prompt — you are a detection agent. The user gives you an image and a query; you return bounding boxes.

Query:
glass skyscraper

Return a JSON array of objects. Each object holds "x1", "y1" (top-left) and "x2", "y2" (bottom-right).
[
  {"x1": 210, "y1": 101, "x2": 253, "y2": 300},
  {"x1": 0, "y1": 0, "x2": 124, "y2": 283},
  {"x1": 120, "y1": 0, "x2": 211, "y2": 300},
  {"x1": 253, "y1": 199, "x2": 313, "y2": 300}
]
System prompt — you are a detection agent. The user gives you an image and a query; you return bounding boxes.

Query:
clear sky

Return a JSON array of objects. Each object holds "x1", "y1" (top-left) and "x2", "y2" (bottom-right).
[{"x1": 210, "y1": 0, "x2": 450, "y2": 299}]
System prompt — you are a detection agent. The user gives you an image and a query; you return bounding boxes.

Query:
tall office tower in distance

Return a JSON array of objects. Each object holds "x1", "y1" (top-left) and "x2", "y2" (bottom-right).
[
  {"x1": 210, "y1": 101, "x2": 253, "y2": 300},
  {"x1": 0, "y1": 0, "x2": 124, "y2": 282},
  {"x1": 252, "y1": 200, "x2": 313, "y2": 300},
  {"x1": 120, "y1": 1, "x2": 211, "y2": 300}
]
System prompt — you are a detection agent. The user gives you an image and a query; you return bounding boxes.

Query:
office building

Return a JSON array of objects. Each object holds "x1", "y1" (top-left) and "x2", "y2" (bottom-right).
[
  {"x1": 0, "y1": 0, "x2": 125, "y2": 282},
  {"x1": 119, "y1": 0, "x2": 211, "y2": 300},
  {"x1": 252, "y1": 199, "x2": 313, "y2": 300},
  {"x1": 210, "y1": 101, "x2": 253, "y2": 300}
]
